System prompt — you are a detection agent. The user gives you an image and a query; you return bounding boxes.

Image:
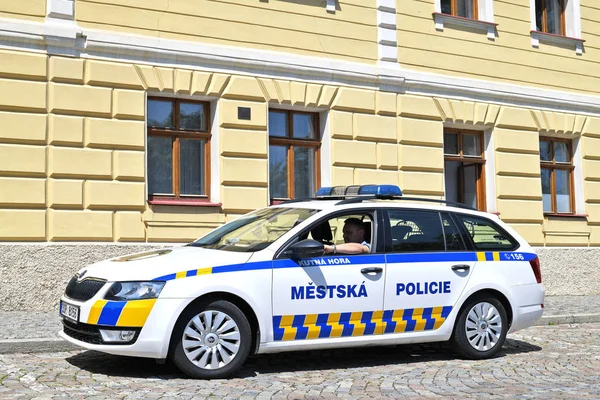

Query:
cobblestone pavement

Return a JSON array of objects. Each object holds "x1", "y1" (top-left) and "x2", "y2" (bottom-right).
[{"x1": 0, "y1": 323, "x2": 599, "y2": 399}]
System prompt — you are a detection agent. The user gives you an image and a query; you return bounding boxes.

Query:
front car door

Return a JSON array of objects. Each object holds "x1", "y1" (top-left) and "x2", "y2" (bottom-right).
[
  {"x1": 271, "y1": 209, "x2": 386, "y2": 343},
  {"x1": 382, "y1": 209, "x2": 474, "y2": 335}
]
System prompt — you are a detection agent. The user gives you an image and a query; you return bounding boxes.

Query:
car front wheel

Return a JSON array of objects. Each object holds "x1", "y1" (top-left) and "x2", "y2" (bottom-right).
[
  {"x1": 171, "y1": 299, "x2": 252, "y2": 379},
  {"x1": 451, "y1": 297, "x2": 508, "y2": 359}
]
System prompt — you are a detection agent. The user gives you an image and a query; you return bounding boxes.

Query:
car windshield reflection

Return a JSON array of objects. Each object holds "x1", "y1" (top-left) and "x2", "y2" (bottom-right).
[{"x1": 188, "y1": 207, "x2": 319, "y2": 252}]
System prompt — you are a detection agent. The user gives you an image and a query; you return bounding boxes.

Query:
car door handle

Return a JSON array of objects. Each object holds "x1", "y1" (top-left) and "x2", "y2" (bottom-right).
[
  {"x1": 361, "y1": 267, "x2": 383, "y2": 274},
  {"x1": 451, "y1": 264, "x2": 471, "y2": 271}
]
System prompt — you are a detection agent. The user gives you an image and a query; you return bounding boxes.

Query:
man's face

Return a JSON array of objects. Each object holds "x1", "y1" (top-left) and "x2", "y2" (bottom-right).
[{"x1": 343, "y1": 223, "x2": 365, "y2": 244}]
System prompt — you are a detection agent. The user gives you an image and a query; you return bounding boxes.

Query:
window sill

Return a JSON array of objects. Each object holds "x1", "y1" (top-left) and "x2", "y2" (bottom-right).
[
  {"x1": 530, "y1": 31, "x2": 585, "y2": 55},
  {"x1": 432, "y1": 13, "x2": 497, "y2": 40},
  {"x1": 543, "y1": 213, "x2": 588, "y2": 219},
  {"x1": 148, "y1": 197, "x2": 222, "y2": 207}
]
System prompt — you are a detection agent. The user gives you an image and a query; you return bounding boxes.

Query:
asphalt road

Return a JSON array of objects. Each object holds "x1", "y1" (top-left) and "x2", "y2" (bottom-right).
[{"x1": 1, "y1": 323, "x2": 599, "y2": 399}]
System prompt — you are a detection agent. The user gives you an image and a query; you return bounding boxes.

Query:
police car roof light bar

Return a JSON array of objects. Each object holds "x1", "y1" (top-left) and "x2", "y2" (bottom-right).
[{"x1": 316, "y1": 184, "x2": 402, "y2": 198}]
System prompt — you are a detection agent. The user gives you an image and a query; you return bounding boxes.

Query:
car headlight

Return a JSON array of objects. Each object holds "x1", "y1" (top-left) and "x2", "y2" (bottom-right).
[{"x1": 104, "y1": 282, "x2": 166, "y2": 301}]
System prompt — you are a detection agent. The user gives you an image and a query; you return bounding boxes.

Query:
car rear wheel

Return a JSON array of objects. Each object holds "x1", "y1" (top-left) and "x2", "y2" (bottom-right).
[
  {"x1": 171, "y1": 299, "x2": 252, "y2": 379},
  {"x1": 451, "y1": 297, "x2": 508, "y2": 359}
]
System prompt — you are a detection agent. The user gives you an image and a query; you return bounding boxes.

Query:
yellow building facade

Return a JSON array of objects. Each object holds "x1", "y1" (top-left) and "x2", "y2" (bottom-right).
[{"x1": 1, "y1": 0, "x2": 599, "y2": 309}]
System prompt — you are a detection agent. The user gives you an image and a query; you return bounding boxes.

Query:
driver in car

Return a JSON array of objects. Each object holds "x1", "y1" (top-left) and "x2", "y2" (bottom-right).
[{"x1": 323, "y1": 218, "x2": 371, "y2": 255}]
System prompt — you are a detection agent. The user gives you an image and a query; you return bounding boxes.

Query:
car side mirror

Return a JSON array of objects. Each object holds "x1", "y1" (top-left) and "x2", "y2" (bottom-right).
[{"x1": 289, "y1": 239, "x2": 324, "y2": 259}]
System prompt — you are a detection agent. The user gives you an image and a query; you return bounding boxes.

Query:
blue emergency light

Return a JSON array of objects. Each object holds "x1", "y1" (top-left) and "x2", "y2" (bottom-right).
[{"x1": 316, "y1": 184, "x2": 402, "y2": 198}]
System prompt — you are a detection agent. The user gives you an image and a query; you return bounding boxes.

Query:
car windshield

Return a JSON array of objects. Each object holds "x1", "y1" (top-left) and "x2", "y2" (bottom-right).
[{"x1": 188, "y1": 207, "x2": 319, "y2": 252}]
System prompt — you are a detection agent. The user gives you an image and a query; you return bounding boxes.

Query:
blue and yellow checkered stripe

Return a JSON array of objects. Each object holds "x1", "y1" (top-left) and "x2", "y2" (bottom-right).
[
  {"x1": 273, "y1": 306, "x2": 452, "y2": 341},
  {"x1": 87, "y1": 299, "x2": 157, "y2": 327}
]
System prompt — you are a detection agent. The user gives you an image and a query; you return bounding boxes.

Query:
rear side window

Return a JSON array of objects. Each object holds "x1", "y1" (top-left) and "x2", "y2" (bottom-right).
[
  {"x1": 457, "y1": 214, "x2": 517, "y2": 251},
  {"x1": 441, "y1": 213, "x2": 465, "y2": 251},
  {"x1": 388, "y1": 210, "x2": 445, "y2": 252}
]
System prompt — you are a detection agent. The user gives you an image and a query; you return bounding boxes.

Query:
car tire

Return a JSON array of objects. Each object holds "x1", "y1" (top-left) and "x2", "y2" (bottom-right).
[
  {"x1": 451, "y1": 296, "x2": 508, "y2": 360},
  {"x1": 171, "y1": 299, "x2": 252, "y2": 379}
]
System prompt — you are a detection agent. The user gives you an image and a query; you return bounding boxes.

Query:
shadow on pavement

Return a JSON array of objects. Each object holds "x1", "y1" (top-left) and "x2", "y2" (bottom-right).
[{"x1": 66, "y1": 338, "x2": 542, "y2": 380}]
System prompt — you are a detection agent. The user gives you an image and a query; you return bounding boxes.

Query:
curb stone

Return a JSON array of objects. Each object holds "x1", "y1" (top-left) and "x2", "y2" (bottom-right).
[{"x1": 537, "y1": 313, "x2": 600, "y2": 326}]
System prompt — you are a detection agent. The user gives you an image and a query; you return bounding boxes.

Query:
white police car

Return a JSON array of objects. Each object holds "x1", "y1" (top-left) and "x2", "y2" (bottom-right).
[{"x1": 59, "y1": 185, "x2": 544, "y2": 379}]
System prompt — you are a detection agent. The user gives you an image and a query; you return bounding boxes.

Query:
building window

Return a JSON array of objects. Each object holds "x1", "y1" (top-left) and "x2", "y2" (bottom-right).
[
  {"x1": 540, "y1": 137, "x2": 574, "y2": 214},
  {"x1": 441, "y1": 0, "x2": 478, "y2": 19},
  {"x1": 146, "y1": 97, "x2": 211, "y2": 200},
  {"x1": 535, "y1": 0, "x2": 565, "y2": 35},
  {"x1": 268, "y1": 110, "x2": 320, "y2": 201},
  {"x1": 443, "y1": 129, "x2": 486, "y2": 211}
]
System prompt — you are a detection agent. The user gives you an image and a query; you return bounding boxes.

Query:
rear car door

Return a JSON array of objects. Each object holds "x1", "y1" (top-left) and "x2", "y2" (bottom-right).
[{"x1": 382, "y1": 209, "x2": 474, "y2": 334}]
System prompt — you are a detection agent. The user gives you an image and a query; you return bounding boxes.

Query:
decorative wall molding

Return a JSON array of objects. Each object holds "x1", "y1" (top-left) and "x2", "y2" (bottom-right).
[
  {"x1": 530, "y1": 30, "x2": 585, "y2": 56},
  {"x1": 433, "y1": 13, "x2": 497, "y2": 40},
  {"x1": 43, "y1": 0, "x2": 83, "y2": 56},
  {"x1": 376, "y1": 0, "x2": 398, "y2": 63},
  {"x1": 326, "y1": 0, "x2": 336, "y2": 13},
  {"x1": 1, "y1": 17, "x2": 600, "y2": 116}
]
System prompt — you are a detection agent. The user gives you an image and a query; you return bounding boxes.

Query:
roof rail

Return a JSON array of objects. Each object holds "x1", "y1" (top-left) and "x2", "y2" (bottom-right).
[{"x1": 335, "y1": 195, "x2": 477, "y2": 210}]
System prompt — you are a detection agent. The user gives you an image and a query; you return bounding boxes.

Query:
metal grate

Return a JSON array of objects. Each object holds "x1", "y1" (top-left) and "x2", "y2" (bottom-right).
[
  {"x1": 62, "y1": 320, "x2": 140, "y2": 345},
  {"x1": 62, "y1": 319, "x2": 103, "y2": 344},
  {"x1": 64, "y1": 276, "x2": 106, "y2": 302}
]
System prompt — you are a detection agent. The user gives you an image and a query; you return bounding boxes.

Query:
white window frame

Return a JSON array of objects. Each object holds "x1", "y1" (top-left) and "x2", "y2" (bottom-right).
[
  {"x1": 433, "y1": 0, "x2": 497, "y2": 40},
  {"x1": 529, "y1": 0, "x2": 584, "y2": 55}
]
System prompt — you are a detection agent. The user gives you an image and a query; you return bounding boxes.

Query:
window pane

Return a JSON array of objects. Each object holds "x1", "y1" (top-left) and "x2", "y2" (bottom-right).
[
  {"x1": 556, "y1": 169, "x2": 571, "y2": 213},
  {"x1": 441, "y1": 0, "x2": 451, "y2": 14},
  {"x1": 294, "y1": 147, "x2": 316, "y2": 199},
  {"x1": 387, "y1": 210, "x2": 445, "y2": 252},
  {"x1": 554, "y1": 141, "x2": 570, "y2": 163},
  {"x1": 444, "y1": 133, "x2": 459, "y2": 155},
  {"x1": 462, "y1": 134, "x2": 480, "y2": 157},
  {"x1": 444, "y1": 160, "x2": 461, "y2": 203},
  {"x1": 462, "y1": 164, "x2": 478, "y2": 209},
  {"x1": 269, "y1": 145, "x2": 288, "y2": 199},
  {"x1": 442, "y1": 213, "x2": 465, "y2": 251},
  {"x1": 292, "y1": 113, "x2": 316, "y2": 139},
  {"x1": 547, "y1": 0, "x2": 562, "y2": 34},
  {"x1": 540, "y1": 140, "x2": 552, "y2": 161},
  {"x1": 148, "y1": 136, "x2": 173, "y2": 194},
  {"x1": 269, "y1": 111, "x2": 287, "y2": 137},
  {"x1": 180, "y1": 139, "x2": 205, "y2": 196},
  {"x1": 459, "y1": 215, "x2": 516, "y2": 250},
  {"x1": 180, "y1": 102, "x2": 206, "y2": 131},
  {"x1": 147, "y1": 99, "x2": 173, "y2": 128},
  {"x1": 541, "y1": 168, "x2": 552, "y2": 212},
  {"x1": 457, "y1": 0, "x2": 475, "y2": 18},
  {"x1": 535, "y1": 0, "x2": 544, "y2": 31}
]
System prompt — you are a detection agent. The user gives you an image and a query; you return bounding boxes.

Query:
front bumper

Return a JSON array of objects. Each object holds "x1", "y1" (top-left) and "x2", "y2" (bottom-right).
[{"x1": 59, "y1": 297, "x2": 190, "y2": 359}]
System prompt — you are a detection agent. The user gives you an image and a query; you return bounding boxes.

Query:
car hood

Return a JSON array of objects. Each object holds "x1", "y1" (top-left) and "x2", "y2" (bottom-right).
[{"x1": 76, "y1": 246, "x2": 254, "y2": 282}]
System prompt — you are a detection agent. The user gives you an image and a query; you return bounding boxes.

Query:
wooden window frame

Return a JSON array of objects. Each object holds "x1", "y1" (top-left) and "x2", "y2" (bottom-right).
[
  {"x1": 442, "y1": 0, "x2": 479, "y2": 19},
  {"x1": 540, "y1": 137, "x2": 575, "y2": 215},
  {"x1": 269, "y1": 110, "x2": 321, "y2": 202},
  {"x1": 536, "y1": 0, "x2": 566, "y2": 35},
  {"x1": 147, "y1": 97, "x2": 212, "y2": 204},
  {"x1": 443, "y1": 128, "x2": 486, "y2": 211}
]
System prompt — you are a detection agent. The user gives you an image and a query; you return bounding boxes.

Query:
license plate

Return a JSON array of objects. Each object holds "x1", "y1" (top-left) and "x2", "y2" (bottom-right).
[{"x1": 60, "y1": 301, "x2": 79, "y2": 323}]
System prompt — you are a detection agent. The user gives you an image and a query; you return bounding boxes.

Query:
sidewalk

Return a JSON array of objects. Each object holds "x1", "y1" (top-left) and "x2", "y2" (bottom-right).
[{"x1": 0, "y1": 295, "x2": 599, "y2": 354}]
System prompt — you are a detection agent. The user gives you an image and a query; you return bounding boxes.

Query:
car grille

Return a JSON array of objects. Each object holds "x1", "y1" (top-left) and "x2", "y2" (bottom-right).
[
  {"x1": 62, "y1": 319, "x2": 140, "y2": 345},
  {"x1": 65, "y1": 276, "x2": 106, "y2": 301}
]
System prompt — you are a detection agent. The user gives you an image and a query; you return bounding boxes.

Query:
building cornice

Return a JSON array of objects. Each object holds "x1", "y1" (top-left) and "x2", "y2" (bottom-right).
[{"x1": 1, "y1": 17, "x2": 600, "y2": 115}]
